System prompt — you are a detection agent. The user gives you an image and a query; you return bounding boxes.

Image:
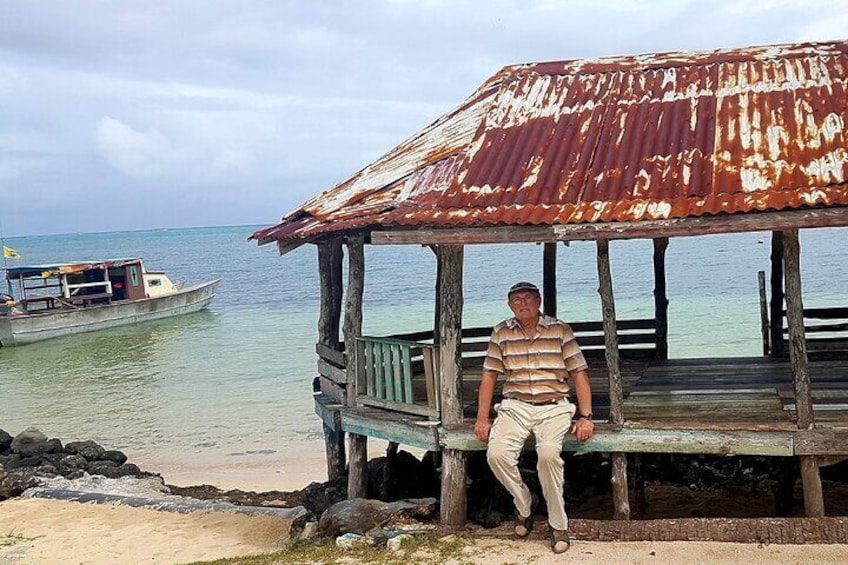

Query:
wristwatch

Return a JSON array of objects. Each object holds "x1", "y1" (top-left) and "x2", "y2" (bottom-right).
[{"x1": 577, "y1": 412, "x2": 593, "y2": 421}]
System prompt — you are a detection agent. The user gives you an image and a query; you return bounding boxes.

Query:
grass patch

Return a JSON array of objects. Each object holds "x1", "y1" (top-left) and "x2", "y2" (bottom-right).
[
  {"x1": 0, "y1": 530, "x2": 37, "y2": 548},
  {"x1": 185, "y1": 534, "x2": 480, "y2": 565}
]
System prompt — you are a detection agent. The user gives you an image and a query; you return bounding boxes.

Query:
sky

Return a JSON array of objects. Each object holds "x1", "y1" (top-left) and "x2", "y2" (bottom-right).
[{"x1": 1, "y1": 1, "x2": 847, "y2": 237}]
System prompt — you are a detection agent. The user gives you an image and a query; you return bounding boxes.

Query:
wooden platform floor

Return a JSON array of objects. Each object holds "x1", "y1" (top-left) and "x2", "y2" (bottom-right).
[{"x1": 334, "y1": 356, "x2": 848, "y2": 456}]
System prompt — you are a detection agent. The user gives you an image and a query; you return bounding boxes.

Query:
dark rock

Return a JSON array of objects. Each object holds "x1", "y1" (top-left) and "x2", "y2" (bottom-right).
[
  {"x1": 4, "y1": 454, "x2": 42, "y2": 470},
  {"x1": 88, "y1": 462, "x2": 123, "y2": 479},
  {"x1": 40, "y1": 453, "x2": 64, "y2": 468},
  {"x1": 0, "y1": 428, "x2": 12, "y2": 452},
  {"x1": 0, "y1": 472, "x2": 39, "y2": 500},
  {"x1": 65, "y1": 440, "x2": 106, "y2": 461},
  {"x1": 318, "y1": 497, "x2": 437, "y2": 537},
  {"x1": 117, "y1": 463, "x2": 142, "y2": 477},
  {"x1": 102, "y1": 450, "x2": 128, "y2": 466},
  {"x1": 33, "y1": 464, "x2": 58, "y2": 477},
  {"x1": 57, "y1": 454, "x2": 88, "y2": 476},
  {"x1": 10, "y1": 428, "x2": 50, "y2": 458},
  {"x1": 45, "y1": 438, "x2": 63, "y2": 454}
]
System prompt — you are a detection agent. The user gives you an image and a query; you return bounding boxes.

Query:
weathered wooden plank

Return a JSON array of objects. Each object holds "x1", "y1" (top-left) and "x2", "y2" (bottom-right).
[
  {"x1": 402, "y1": 345, "x2": 413, "y2": 404},
  {"x1": 437, "y1": 244, "x2": 466, "y2": 527},
  {"x1": 365, "y1": 340, "x2": 375, "y2": 397},
  {"x1": 317, "y1": 358, "x2": 347, "y2": 384},
  {"x1": 319, "y1": 375, "x2": 346, "y2": 404},
  {"x1": 423, "y1": 347, "x2": 437, "y2": 411},
  {"x1": 758, "y1": 270, "x2": 770, "y2": 356},
  {"x1": 344, "y1": 235, "x2": 368, "y2": 500},
  {"x1": 438, "y1": 426, "x2": 795, "y2": 456},
  {"x1": 371, "y1": 208, "x2": 848, "y2": 245},
  {"x1": 782, "y1": 229, "x2": 824, "y2": 518},
  {"x1": 313, "y1": 394, "x2": 343, "y2": 430},
  {"x1": 653, "y1": 237, "x2": 669, "y2": 360},
  {"x1": 576, "y1": 333, "x2": 658, "y2": 346},
  {"x1": 341, "y1": 410, "x2": 440, "y2": 451},
  {"x1": 794, "y1": 429, "x2": 848, "y2": 455},
  {"x1": 770, "y1": 231, "x2": 785, "y2": 358},
  {"x1": 543, "y1": 242, "x2": 557, "y2": 317},
  {"x1": 382, "y1": 342, "x2": 395, "y2": 402},
  {"x1": 317, "y1": 240, "x2": 344, "y2": 348},
  {"x1": 391, "y1": 343, "x2": 403, "y2": 402},
  {"x1": 357, "y1": 396, "x2": 439, "y2": 418},
  {"x1": 314, "y1": 394, "x2": 345, "y2": 481},
  {"x1": 316, "y1": 342, "x2": 346, "y2": 367}
]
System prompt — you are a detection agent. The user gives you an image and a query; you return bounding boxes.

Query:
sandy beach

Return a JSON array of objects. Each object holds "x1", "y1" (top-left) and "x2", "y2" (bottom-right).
[{"x1": 2, "y1": 497, "x2": 848, "y2": 565}]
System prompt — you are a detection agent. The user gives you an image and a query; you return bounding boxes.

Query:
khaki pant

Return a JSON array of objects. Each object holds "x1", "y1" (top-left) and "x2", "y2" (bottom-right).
[{"x1": 486, "y1": 398, "x2": 576, "y2": 531}]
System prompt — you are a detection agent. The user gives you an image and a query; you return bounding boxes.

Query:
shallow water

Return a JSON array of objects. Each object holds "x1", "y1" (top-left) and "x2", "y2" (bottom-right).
[{"x1": 1, "y1": 225, "x2": 845, "y2": 489}]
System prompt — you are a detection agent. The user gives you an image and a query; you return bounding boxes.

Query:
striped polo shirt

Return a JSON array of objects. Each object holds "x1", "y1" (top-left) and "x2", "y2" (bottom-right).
[{"x1": 483, "y1": 314, "x2": 588, "y2": 403}]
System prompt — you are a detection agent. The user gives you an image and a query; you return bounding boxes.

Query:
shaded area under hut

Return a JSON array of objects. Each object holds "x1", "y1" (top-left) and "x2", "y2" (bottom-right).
[{"x1": 252, "y1": 40, "x2": 848, "y2": 527}]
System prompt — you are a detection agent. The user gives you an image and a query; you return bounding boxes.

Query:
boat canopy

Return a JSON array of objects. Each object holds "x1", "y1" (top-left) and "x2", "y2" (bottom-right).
[{"x1": 4, "y1": 258, "x2": 142, "y2": 280}]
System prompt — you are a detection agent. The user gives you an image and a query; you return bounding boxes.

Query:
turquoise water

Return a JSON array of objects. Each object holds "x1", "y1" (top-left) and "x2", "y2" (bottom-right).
[{"x1": 1, "y1": 225, "x2": 845, "y2": 488}]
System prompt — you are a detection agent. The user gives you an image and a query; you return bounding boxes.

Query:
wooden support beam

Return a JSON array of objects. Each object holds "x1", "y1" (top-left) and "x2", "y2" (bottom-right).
[
  {"x1": 758, "y1": 271, "x2": 770, "y2": 356},
  {"x1": 344, "y1": 235, "x2": 368, "y2": 499},
  {"x1": 770, "y1": 232, "x2": 785, "y2": 357},
  {"x1": 371, "y1": 208, "x2": 848, "y2": 246},
  {"x1": 317, "y1": 240, "x2": 345, "y2": 481},
  {"x1": 543, "y1": 242, "x2": 557, "y2": 317},
  {"x1": 437, "y1": 244, "x2": 467, "y2": 527},
  {"x1": 652, "y1": 238, "x2": 669, "y2": 360},
  {"x1": 782, "y1": 229, "x2": 824, "y2": 518},
  {"x1": 597, "y1": 239, "x2": 630, "y2": 520},
  {"x1": 317, "y1": 241, "x2": 343, "y2": 348}
]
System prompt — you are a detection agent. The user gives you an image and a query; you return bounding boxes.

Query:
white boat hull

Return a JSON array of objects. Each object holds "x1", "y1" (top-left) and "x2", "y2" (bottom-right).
[{"x1": 0, "y1": 280, "x2": 219, "y2": 346}]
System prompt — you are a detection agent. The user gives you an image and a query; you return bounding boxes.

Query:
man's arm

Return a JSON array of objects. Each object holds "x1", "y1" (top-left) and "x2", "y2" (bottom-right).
[
  {"x1": 569, "y1": 368, "x2": 594, "y2": 442},
  {"x1": 474, "y1": 370, "x2": 499, "y2": 442}
]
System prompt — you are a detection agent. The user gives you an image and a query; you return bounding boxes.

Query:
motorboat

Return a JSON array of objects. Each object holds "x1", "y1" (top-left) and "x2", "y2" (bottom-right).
[{"x1": 0, "y1": 257, "x2": 218, "y2": 346}]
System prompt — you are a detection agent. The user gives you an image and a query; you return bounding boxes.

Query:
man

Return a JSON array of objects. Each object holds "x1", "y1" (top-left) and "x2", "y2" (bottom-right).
[{"x1": 474, "y1": 281, "x2": 594, "y2": 554}]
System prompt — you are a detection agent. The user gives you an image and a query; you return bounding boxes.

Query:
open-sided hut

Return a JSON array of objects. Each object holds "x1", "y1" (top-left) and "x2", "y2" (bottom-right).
[{"x1": 252, "y1": 40, "x2": 848, "y2": 525}]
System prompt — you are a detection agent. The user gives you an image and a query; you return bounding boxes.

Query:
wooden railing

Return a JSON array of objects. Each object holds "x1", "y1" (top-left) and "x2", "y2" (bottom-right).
[
  {"x1": 354, "y1": 336, "x2": 439, "y2": 418},
  {"x1": 783, "y1": 307, "x2": 848, "y2": 355},
  {"x1": 392, "y1": 318, "x2": 659, "y2": 364}
]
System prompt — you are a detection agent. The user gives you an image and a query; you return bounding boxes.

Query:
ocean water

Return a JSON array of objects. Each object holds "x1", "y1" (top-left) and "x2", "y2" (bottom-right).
[{"x1": 1, "y1": 225, "x2": 845, "y2": 488}]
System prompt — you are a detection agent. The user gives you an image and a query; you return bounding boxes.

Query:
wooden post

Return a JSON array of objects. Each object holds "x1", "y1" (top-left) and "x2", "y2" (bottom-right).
[
  {"x1": 543, "y1": 242, "x2": 557, "y2": 317},
  {"x1": 758, "y1": 270, "x2": 770, "y2": 356},
  {"x1": 782, "y1": 229, "x2": 824, "y2": 517},
  {"x1": 652, "y1": 238, "x2": 669, "y2": 360},
  {"x1": 437, "y1": 245, "x2": 466, "y2": 526},
  {"x1": 344, "y1": 235, "x2": 368, "y2": 499},
  {"x1": 770, "y1": 232, "x2": 785, "y2": 357},
  {"x1": 597, "y1": 239, "x2": 630, "y2": 520},
  {"x1": 317, "y1": 241, "x2": 345, "y2": 481}
]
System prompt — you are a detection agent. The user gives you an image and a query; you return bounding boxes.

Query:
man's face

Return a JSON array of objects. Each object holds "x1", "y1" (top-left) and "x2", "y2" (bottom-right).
[{"x1": 508, "y1": 290, "x2": 541, "y2": 320}]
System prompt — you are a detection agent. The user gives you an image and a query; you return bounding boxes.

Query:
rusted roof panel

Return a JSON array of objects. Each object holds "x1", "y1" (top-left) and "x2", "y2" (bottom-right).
[{"x1": 253, "y1": 41, "x2": 848, "y2": 247}]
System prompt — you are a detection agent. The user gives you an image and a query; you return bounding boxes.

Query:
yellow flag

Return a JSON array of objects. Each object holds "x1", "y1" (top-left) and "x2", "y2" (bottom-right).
[{"x1": 3, "y1": 246, "x2": 20, "y2": 259}]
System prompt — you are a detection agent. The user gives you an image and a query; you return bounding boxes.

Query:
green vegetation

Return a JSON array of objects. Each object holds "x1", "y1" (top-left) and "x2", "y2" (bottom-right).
[
  {"x1": 0, "y1": 530, "x2": 37, "y2": 548},
  {"x1": 185, "y1": 534, "x2": 480, "y2": 565}
]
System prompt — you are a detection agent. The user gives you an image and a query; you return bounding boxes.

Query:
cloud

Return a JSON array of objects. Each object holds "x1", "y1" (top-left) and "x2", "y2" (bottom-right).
[
  {"x1": 96, "y1": 117, "x2": 171, "y2": 178},
  {"x1": 1, "y1": 1, "x2": 848, "y2": 235}
]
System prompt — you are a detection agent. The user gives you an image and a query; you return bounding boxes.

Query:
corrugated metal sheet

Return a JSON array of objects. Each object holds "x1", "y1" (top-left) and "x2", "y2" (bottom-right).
[{"x1": 253, "y1": 40, "x2": 848, "y2": 246}]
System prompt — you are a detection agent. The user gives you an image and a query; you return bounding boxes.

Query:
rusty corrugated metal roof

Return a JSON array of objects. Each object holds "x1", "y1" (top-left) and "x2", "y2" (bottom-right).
[{"x1": 253, "y1": 40, "x2": 848, "y2": 247}]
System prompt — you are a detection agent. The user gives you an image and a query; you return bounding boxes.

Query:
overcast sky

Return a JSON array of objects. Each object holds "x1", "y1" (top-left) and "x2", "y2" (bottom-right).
[{"x1": 1, "y1": 1, "x2": 846, "y2": 236}]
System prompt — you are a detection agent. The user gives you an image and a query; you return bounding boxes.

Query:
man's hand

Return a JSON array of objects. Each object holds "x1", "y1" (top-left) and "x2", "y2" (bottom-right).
[
  {"x1": 570, "y1": 417, "x2": 594, "y2": 442},
  {"x1": 474, "y1": 419, "x2": 492, "y2": 442}
]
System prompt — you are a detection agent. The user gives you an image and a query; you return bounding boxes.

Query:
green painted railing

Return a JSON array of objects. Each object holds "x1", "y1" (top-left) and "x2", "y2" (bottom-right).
[{"x1": 355, "y1": 336, "x2": 439, "y2": 419}]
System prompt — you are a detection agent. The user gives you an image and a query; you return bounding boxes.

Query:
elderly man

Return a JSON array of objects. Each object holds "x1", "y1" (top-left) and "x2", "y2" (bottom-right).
[{"x1": 474, "y1": 281, "x2": 594, "y2": 554}]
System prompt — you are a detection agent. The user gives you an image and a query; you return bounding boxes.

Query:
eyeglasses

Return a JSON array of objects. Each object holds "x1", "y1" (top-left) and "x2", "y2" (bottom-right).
[{"x1": 509, "y1": 296, "x2": 537, "y2": 305}]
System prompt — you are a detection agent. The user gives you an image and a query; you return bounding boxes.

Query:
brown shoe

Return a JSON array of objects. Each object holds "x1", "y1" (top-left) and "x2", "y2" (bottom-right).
[
  {"x1": 550, "y1": 529, "x2": 570, "y2": 553},
  {"x1": 514, "y1": 514, "x2": 534, "y2": 538}
]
